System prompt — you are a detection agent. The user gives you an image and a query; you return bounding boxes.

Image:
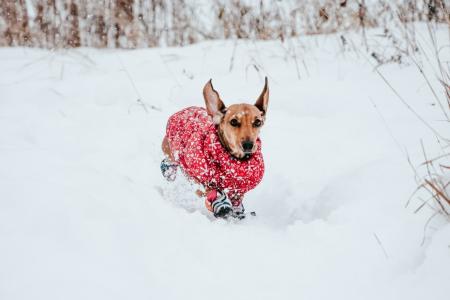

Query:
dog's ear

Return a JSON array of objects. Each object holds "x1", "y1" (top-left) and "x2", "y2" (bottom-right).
[
  {"x1": 203, "y1": 79, "x2": 226, "y2": 124},
  {"x1": 255, "y1": 77, "x2": 269, "y2": 115}
]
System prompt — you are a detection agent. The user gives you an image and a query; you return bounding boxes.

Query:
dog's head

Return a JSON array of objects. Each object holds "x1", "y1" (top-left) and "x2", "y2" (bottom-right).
[{"x1": 203, "y1": 78, "x2": 269, "y2": 159}]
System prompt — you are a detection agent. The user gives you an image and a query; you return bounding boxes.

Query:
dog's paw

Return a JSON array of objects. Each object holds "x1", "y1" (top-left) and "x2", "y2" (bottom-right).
[
  {"x1": 208, "y1": 190, "x2": 233, "y2": 218},
  {"x1": 160, "y1": 158, "x2": 178, "y2": 182},
  {"x1": 214, "y1": 206, "x2": 232, "y2": 218},
  {"x1": 230, "y1": 203, "x2": 246, "y2": 220}
]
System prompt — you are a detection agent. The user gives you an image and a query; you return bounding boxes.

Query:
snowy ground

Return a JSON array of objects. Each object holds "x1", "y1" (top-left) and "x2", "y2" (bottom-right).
[{"x1": 1, "y1": 25, "x2": 449, "y2": 300}]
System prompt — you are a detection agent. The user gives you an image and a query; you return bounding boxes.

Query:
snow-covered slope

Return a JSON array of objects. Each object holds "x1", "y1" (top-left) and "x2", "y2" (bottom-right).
[{"x1": 0, "y1": 26, "x2": 449, "y2": 300}]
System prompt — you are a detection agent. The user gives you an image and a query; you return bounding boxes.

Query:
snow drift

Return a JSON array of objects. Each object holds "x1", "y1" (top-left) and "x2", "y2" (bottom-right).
[{"x1": 0, "y1": 24, "x2": 449, "y2": 300}]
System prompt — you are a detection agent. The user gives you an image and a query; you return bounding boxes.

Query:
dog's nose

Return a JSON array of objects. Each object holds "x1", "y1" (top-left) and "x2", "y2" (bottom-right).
[{"x1": 242, "y1": 141, "x2": 254, "y2": 152}]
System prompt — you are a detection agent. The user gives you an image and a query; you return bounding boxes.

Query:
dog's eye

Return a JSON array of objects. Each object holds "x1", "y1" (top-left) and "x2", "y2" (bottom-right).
[
  {"x1": 230, "y1": 119, "x2": 240, "y2": 127},
  {"x1": 253, "y1": 119, "x2": 262, "y2": 127}
]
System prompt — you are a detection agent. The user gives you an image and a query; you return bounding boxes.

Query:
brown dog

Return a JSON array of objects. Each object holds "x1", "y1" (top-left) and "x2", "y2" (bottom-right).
[{"x1": 161, "y1": 78, "x2": 269, "y2": 218}]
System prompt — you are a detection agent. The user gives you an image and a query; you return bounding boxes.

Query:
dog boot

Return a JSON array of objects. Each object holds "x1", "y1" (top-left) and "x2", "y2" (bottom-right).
[
  {"x1": 160, "y1": 157, "x2": 178, "y2": 182},
  {"x1": 231, "y1": 202, "x2": 246, "y2": 220},
  {"x1": 205, "y1": 190, "x2": 232, "y2": 218}
]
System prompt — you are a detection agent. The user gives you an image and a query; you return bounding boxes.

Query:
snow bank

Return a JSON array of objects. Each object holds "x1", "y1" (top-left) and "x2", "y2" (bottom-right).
[{"x1": 0, "y1": 25, "x2": 449, "y2": 300}]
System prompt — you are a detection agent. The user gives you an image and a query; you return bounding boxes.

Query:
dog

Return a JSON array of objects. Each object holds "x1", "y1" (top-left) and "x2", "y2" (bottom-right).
[{"x1": 161, "y1": 78, "x2": 269, "y2": 219}]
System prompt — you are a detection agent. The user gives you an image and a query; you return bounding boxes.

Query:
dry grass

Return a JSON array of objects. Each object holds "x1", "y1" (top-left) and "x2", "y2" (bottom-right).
[
  {"x1": 0, "y1": 0, "x2": 449, "y2": 49},
  {"x1": 407, "y1": 22, "x2": 450, "y2": 220}
]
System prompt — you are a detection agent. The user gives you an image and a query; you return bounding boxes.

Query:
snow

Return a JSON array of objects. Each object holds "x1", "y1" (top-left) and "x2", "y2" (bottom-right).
[{"x1": 0, "y1": 25, "x2": 449, "y2": 300}]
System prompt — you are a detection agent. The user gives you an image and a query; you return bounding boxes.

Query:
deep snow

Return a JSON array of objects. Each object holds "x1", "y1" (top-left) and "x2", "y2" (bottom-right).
[{"x1": 0, "y1": 25, "x2": 449, "y2": 300}]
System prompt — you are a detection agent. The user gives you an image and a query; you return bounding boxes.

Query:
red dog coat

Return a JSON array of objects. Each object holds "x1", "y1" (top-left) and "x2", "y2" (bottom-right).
[{"x1": 165, "y1": 107, "x2": 265, "y2": 206}]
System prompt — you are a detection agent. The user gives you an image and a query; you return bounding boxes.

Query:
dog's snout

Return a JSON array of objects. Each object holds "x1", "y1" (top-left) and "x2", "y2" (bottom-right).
[{"x1": 242, "y1": 141, "x2": 254, "y2": 152}]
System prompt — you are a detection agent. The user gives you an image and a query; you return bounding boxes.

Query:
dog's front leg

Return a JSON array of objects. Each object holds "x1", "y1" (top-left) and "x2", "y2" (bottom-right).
[{"x1": 161, "y1": 136, "x2": 175, "y2": 161}]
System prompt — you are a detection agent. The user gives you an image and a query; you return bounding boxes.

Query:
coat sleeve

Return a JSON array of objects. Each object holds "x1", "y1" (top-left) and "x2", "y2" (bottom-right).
[{"x1": 182, "y1": 132, "x2": 215, "y2": 185}]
